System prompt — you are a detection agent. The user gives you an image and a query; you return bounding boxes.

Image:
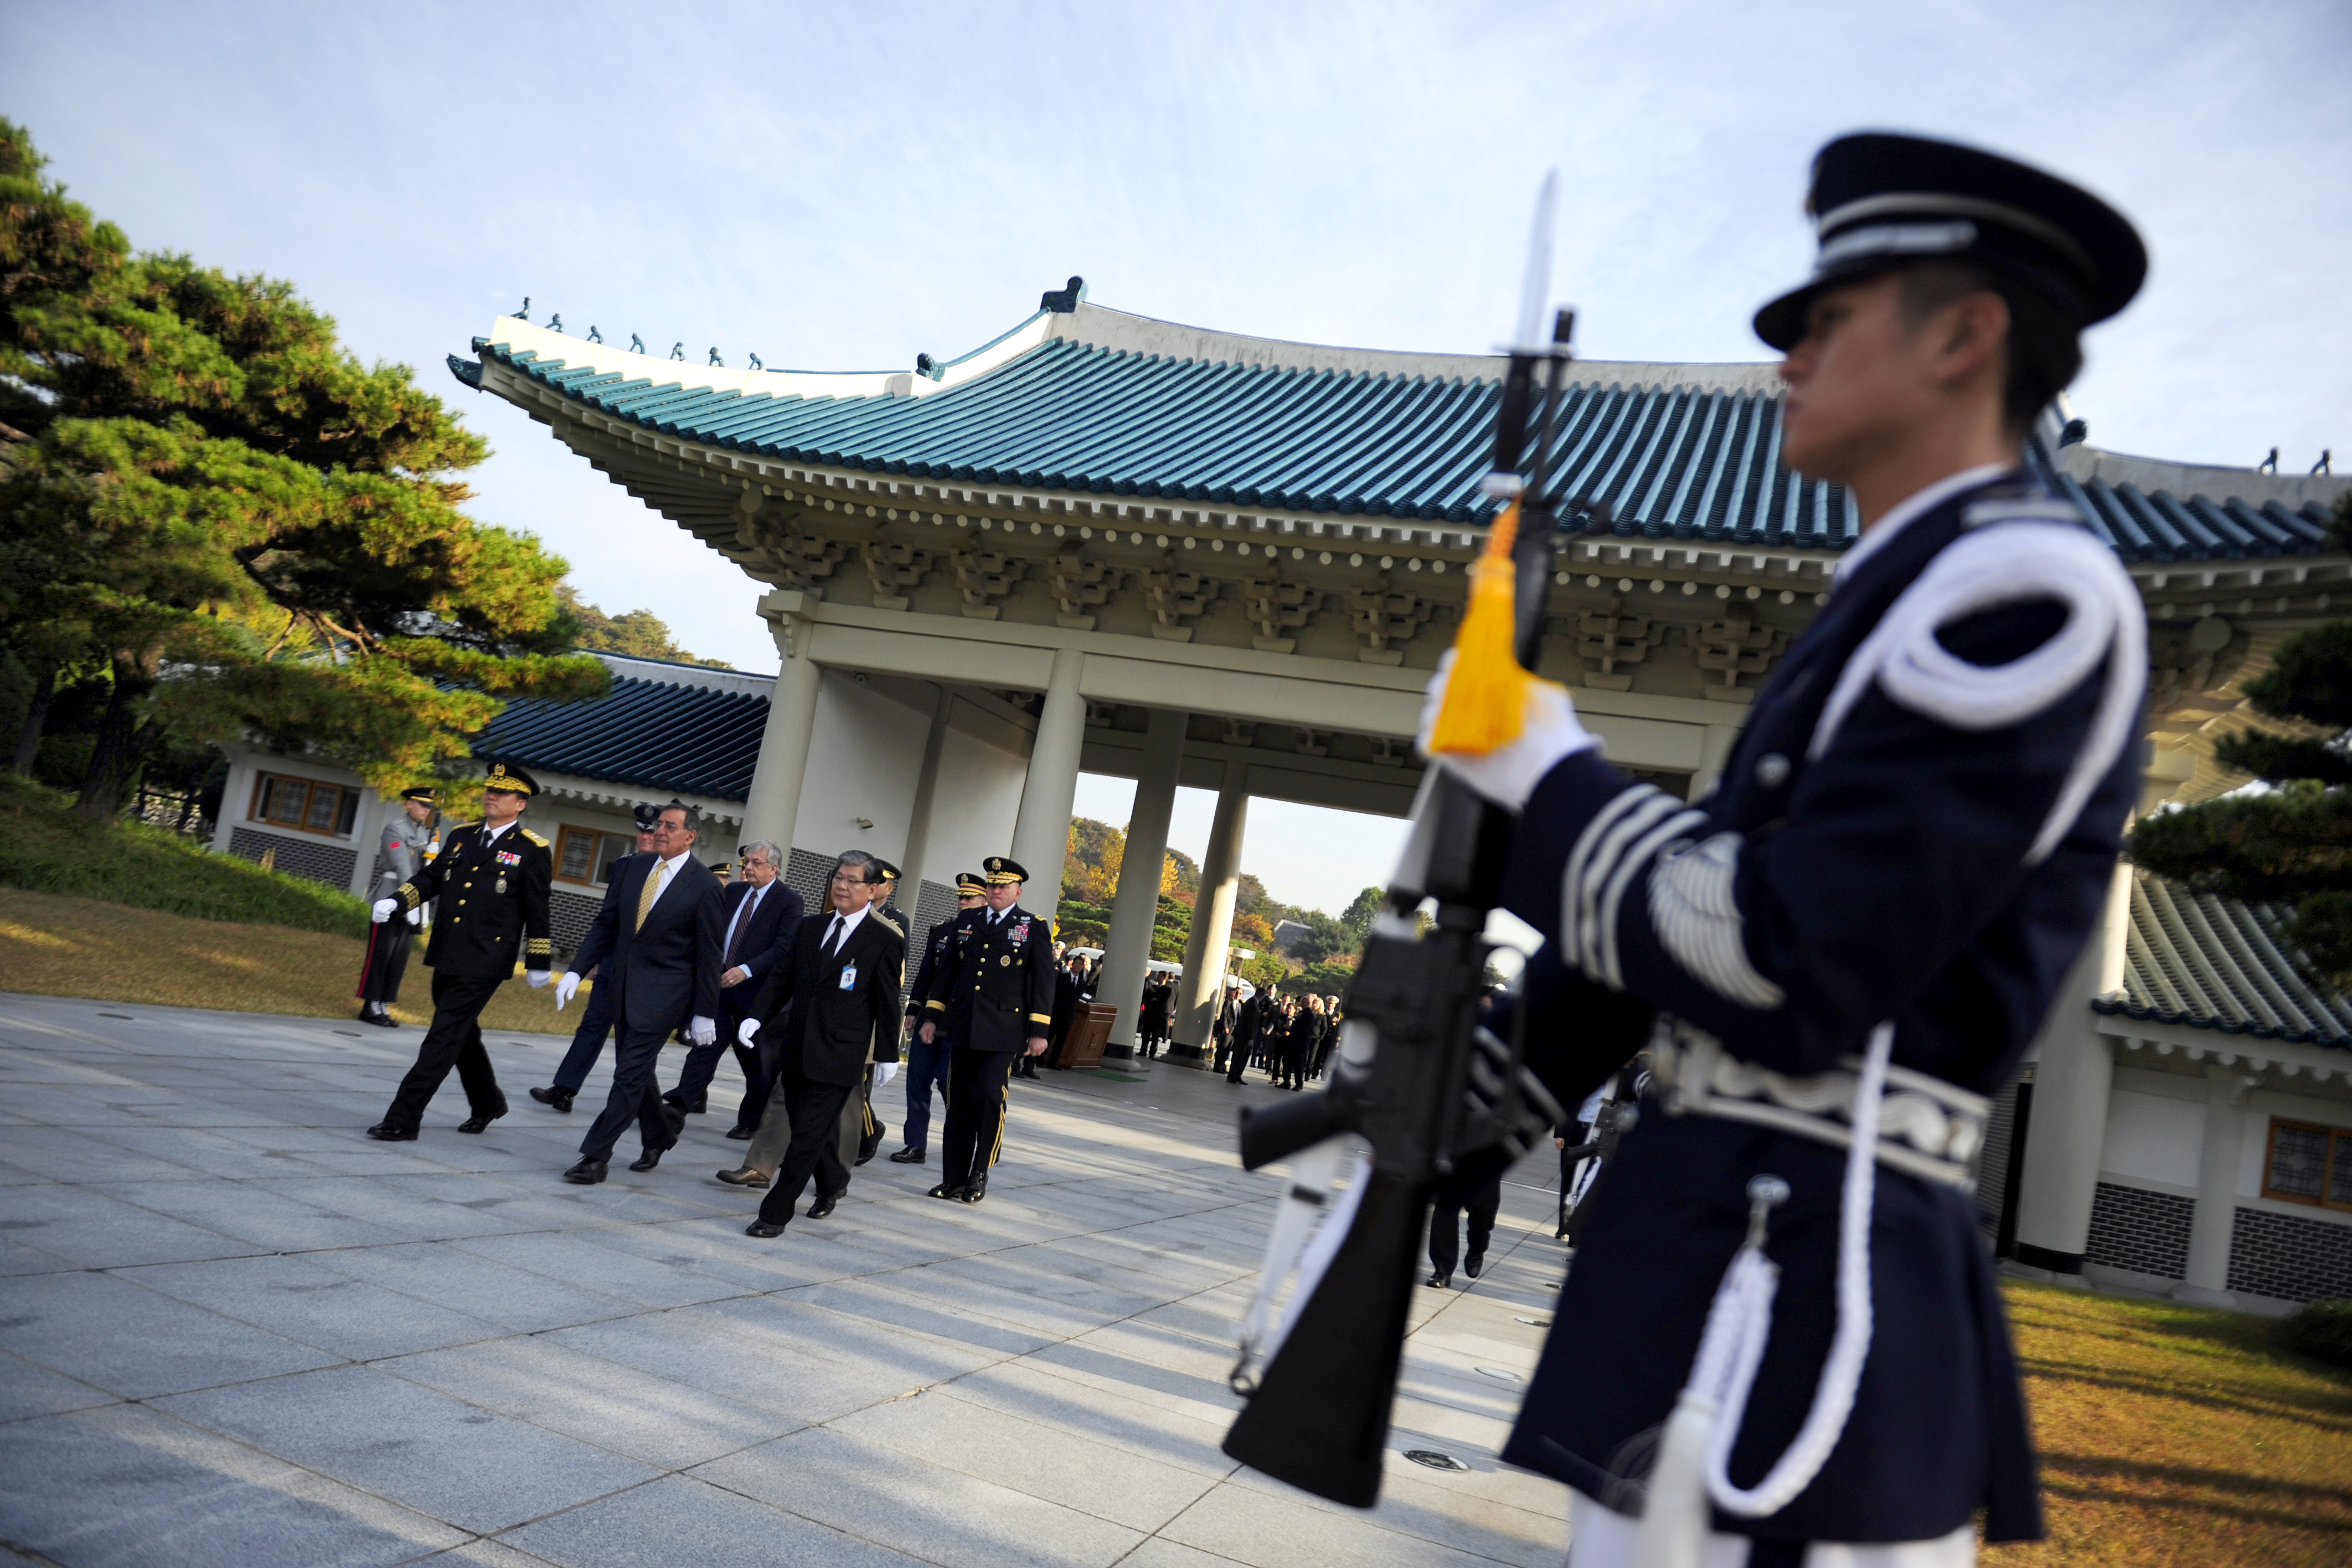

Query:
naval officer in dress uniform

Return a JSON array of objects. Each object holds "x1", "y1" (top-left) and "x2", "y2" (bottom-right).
[
  {"x1": 1423, "y1": 135, "x2": 2149, "y2": 1564},
  {"x1": 914, "y1": 855, "x2": 1056, "y2": 1203},
  {"x1": 366, "y1": 762, "x2": 554, "y2": 1138},
  {"x1": 356, "y1": 787, "x2": 437, "y2": 1026}
]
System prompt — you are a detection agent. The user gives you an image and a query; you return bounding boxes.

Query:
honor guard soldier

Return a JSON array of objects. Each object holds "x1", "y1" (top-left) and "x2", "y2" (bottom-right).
[
  {"x1": 915, "y1": 855, "x2": 1056, "y2": 1202},
  {"x1": 890, "y1": 870, "x2": 988, "y2": 1164},
  {"x1": 356, "y1": 787, "x2": 437, "y2": 1026},
  {"x1": 367, "y1": 761, "x2": 554, "y2": 1139},
  {"x1": 1421, "y1": 135, "x2": 2149, "y2": 1564}
]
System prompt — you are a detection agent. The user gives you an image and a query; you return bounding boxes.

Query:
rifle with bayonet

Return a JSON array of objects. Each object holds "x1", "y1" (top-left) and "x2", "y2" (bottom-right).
[{"x1": 1219, "y1": 176, "x2": 1603, "y2": 1508}]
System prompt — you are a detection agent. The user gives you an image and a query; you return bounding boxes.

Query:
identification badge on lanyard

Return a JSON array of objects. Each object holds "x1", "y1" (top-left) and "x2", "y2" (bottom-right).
[{"x1": 838, "y1": 964, "x2": 857, "y2": 990}]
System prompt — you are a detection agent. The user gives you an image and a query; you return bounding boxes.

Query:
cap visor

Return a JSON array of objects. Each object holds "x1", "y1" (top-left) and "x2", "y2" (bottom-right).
[{"x1": 1752, "y1": 283, "x2": 1815, "y2": 352}]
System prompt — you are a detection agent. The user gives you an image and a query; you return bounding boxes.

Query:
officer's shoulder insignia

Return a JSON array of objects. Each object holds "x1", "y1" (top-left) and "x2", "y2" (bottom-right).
[{"x1": 520, "y1": 829, "x2": 550, "y2": 848}]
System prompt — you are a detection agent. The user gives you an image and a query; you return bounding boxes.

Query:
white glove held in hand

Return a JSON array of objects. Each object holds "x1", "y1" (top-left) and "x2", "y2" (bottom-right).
[
  {"x1": 738, "y1": 1017, "x2": 761, "y2": 1047},
  {"x1": 689, "y1": 1016, "x2": 716, "y2": 1047},
  {"x1": 553, "y1": 971, "x2": 581, "y2": 1009},
  {"x1": 371, "y1": 898, "x2": 399, "y2": 924},
  {"x1": 527, "y1": 971, "x2": 550, "y2": 989},
  {"x1": 871, "y1": 1061, "x2": 898, "y2": 1090},
  {"x1": 1414, "y1": 650, "x2": 1598, "y2": 811}
]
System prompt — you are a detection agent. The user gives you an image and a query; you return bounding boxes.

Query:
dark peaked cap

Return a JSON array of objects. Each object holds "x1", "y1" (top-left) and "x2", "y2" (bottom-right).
[{"x1": 1753, "y1": 132, "x2": 2146, "y2": 352}]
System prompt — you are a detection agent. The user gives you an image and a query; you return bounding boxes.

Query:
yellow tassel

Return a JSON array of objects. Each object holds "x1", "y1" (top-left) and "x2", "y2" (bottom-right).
[{"x1": 1430, "y1": 499, "x2": 1540, "y2": 756}]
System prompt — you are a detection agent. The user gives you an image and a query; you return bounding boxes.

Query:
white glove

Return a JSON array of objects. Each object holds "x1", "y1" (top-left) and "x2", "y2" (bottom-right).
[
  {"x1": 871, "y1": 1061, "x2": 898, "y2": 1090},
  {"x1": 689, "y1": 1015, "x2": 716, "y2": 1047},
  {"x1": 738, "y1": 1017, "x2": 761, "y2": 1047},
  {"x1": 527, "y1": 971, "x2": 550, "y2": 989},
  {"x1": 554, "y1": 971, "x2": 581, "y2": 1009},
  {"x1": 407, "y1": 907, "x2": 422, "y2": 928},
  {"x1": 372, "y1": 898, "x2": 399, "y2": 924},
  {"x1": 1415, "y1": 649, "x2": 1598, "y2": 811}
]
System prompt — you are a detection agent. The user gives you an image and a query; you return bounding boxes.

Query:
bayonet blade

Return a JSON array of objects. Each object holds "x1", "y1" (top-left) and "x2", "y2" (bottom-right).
[{"x1": 1512, "y1": 169, "x2": 1560, "y2": 354}]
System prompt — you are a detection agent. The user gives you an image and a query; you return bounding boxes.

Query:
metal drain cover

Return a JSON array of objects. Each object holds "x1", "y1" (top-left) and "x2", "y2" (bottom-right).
[
  {"x1": 1474, "y1": 1366, "x2": 1525, "y2": 1382},
  {"x1": 1404, "y1": 1450, "x2": 1471, "y2": 1472}
]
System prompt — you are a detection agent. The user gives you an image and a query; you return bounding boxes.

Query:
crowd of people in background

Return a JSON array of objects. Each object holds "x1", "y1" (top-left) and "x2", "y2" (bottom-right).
[{"x1": 1211, "y1": 981, "x2": 1339, "y2": 1090}]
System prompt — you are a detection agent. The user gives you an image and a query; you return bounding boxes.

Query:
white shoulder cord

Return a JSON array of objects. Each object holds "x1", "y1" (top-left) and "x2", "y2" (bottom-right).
[{"x1": 1633, "y1": 1022, "x2": 1892, "y2": 1568}]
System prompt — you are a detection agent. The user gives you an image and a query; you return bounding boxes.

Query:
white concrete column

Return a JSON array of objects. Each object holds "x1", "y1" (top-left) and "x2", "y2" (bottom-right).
[
  {"x1": 1010, "y1": 646, "x2": 1086, "y2": 914},
  {"x1": 1691, "y1": 723, "x2": 1743, "y2": 800},
  {"x1": 1175, "y1": 754, "x2": 1251, "y2": 1056},
  {"x1": 740, "y1": 605, "x2": 822, "y2": 853},
  {"x1": 2011, "y1": 859, "x2": 2130, "y2": 1273},
  {"x1": 897, "y1": 687, "x2": 953, "y2": 904},
  {"x1": 2175, "y1": 1065, "x2": 2252, "y2": 1306},
  {"x1": 1097, "y1": 708, "x2": 1188, "y2": 1060},
  {"x1": 345, "y1": 788, "x2": 381, "y2": 899}
]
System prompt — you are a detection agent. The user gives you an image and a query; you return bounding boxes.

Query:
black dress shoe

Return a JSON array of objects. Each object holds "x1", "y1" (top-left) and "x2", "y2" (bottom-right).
[
  {"x1": 725, "y1": 1126, "x2": 754, "y2": 1141},
  {"x1": 629, "y1": 1146, "x2": 666, "y2": 1172},
  {"x1": 957, "y1": 1173, "x2": 987, "y2": 1204},
  {"x1": 807, "y1": 1194, "x2": 838, "y2": 1220},
  {"x1": 715, "y1": 1167, "x2": 771, "y2": 1188},
  {"x1": 1425, "y1": 1270, "x2": 1452, "y2": 1290},
  {"x1": 563, "y1": 1158, "x2": 607, "y2": 1184},
  {"x1": 1464, "y1": 1252, "x2": 1486, "y2": 1280},
  {"x1": 660, "y1": 1102, "x2": 687, "y2": 1140},
  {"x1": 529, "y1": 1086, "x2": 575, "y2": 1112},
  {"x1": 927, "y1": 1182, "x2": 960, "y2": 1200},
  {"x1": 357, "y1": 1007, "x2": 397, "y2": 1028},
  {"x1": 365, "y1": 1121, "x2": 417, "y2": 1141},
  {"x1": 745, "y1": 1220, "x2": 786, "y2": 1238},
  {"x1": 888, "y1": 1146, "x2": 926, "y2": 1164},
  {"x1": 457, "y1": 1103, "x2": 508, "y2": 1135}
]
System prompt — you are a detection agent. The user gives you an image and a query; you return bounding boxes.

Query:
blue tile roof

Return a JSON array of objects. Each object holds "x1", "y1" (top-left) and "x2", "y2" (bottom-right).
[
  {"x1": 463, "y1": 332, "x2": 2338, "y2": 563},
  {"x1": 477, "y1": 671, "x2": 769, "y2": 801}
]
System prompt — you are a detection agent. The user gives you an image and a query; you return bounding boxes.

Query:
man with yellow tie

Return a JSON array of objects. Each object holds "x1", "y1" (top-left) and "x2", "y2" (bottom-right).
[{"x1": 554, "y1": 801, "x2": 726, "y2": 1183}]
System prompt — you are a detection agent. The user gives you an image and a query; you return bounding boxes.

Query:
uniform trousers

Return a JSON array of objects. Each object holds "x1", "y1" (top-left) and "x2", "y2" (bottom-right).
[
  {"x1": 752, "y1": 1067, "x2": 854, "y2": 1225},
  {"x1": 357, "y1": 920, "x2": 415, "y2": 1007},
  {"x1": 941, "y1": 1046, "x2": 1015, "y2": 1186},
  {"x1": 549, "y1": 978, "x2": 618, "y2": 1093},
  {"x1": 1225, "y1": 1036, "x2": 1249, "y2": 1084},
  {"x1": 579, "y1": 1024, "x2": 676, "y2": 1162},
  {"x1": 900, "y1": 1029, "x2": 952, "y2": 1149},
  {"x1": 381, "y1": 969, "x2": 507, "y2": 1129},
  {"x1": 1427, "y1": 1170, "x2": 1502, "y2": 1277}
]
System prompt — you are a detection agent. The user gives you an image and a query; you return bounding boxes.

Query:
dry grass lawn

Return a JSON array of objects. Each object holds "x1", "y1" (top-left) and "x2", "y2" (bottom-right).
[
  {"x1": 2004, "y1": 1280, "x2": 2352, "y2": 1566},
  {"x1": 0, "y1": 888, "x2": 574, "y2": 1036}
]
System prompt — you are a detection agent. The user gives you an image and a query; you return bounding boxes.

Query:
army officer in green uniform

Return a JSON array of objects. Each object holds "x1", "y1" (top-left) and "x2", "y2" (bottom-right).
[{"x1": 366, "y1": 761, "x2": 554, "y2": 1139}]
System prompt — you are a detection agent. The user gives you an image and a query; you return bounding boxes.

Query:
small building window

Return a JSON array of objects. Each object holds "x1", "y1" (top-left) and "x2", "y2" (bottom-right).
[
  {"x1": 2262, "y1": 1118, "x2": 2352, "y2": 1211},
  {"x1": 250, "y1": 772, "x2": 359, "y2": 838},
  {"x1": 554, "y1": 825, "x2": 638, "y2": 888}
]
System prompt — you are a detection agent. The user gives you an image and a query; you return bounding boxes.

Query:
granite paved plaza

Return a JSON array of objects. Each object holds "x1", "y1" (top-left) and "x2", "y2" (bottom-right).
[{"x1": 0, "y1": 992, "x2": 1572, "y2": 1568}]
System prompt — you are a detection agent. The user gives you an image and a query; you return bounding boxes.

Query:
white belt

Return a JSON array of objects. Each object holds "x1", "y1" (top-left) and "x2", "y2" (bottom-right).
[{"x1": 1650, "y1": 1022, "x2": 1988, "y2": 1189}]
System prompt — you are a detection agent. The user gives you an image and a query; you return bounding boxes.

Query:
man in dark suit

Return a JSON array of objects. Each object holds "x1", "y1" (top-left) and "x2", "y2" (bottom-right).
[
  {"x1": 530, "y1": 803, "x2": 661, "y2": 1113},
  {"x1": 914, "y1": 855, "x2": 1056, "y2": 1203},
  {"x1": 889, "y1": 870, "x2": 986, "y2": 1163},
  {"x1": 366, "y1": 762, "x2": 553, "y2": 1138},
  {"x1": 1224, "y1": 982, "x2": 1260, "y2": 1085},
  {"x1": 666, "y1": 838, "x2": 802, "y2": 1132},
  {"x1": 555, "y1": 801, "x2": 725, "y2": 1183},
  {"x1": 721, "y1": 851, "x2": 906, "y2": 1237}
]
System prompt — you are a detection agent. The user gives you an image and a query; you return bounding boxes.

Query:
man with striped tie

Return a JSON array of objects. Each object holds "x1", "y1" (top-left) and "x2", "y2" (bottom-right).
[{"x1": 555, "y1": 801, "x2": 725, "y2": 1184}]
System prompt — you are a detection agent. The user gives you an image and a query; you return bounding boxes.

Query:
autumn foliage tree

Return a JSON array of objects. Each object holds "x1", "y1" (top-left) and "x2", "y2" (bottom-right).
[{"x1": 1, "y1": 118, "x2": 606, "y2": 817}]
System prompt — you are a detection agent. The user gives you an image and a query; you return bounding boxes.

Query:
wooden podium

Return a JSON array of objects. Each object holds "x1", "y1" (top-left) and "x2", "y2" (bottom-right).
[{"x1": 1059, "y1": 1003, "x2": 1119, "y2": 1069}]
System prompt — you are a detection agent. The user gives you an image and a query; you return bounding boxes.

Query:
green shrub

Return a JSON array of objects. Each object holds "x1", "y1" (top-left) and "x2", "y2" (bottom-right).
[
  {"x1": 2275, "y1": 1298, "x2": 2352, "y2": 1372},
  {"x1": 0, "y1": 773, "x2": 367, "y2": 936}
]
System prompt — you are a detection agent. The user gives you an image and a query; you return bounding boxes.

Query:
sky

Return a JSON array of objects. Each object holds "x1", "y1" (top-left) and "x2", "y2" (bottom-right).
[{"x1": 7, "y1": 0, "x2": 2344, "y2": 914}]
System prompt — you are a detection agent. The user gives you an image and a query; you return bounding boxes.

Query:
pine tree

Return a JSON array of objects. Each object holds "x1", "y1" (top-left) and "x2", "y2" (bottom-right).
[
  {"x1": 0, "y1": 120, "x2": 606, "y2": 817},
  {"x1": 2130, "y1": 496, "x2": 2352, "y2": 986}
]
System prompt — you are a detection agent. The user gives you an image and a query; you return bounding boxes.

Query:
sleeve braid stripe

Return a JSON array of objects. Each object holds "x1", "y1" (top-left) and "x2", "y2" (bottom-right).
[
  {"x1": 1649, "y1": 831, "x2": 1786, "y2": 1009},
  {"x1": 1562, "y1": 786, "x2": 1683, "y2": 977},
  {"x1": 1596, "y1": 808, "x2": 1706, "y2": 988}
]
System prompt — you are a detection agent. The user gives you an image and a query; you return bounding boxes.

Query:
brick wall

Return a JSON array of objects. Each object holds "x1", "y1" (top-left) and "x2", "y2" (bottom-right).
[
  {"x1": 548, "y1": 887, "x2": 601, "y2": 957},
  {"x1": 2083, "y1": 1180, "x2": 2193, "y2": 1280},
  {"x1": 228, "y1": 827, "x2": 357, "y2": 893},
  {"x1": 2228, "y1": 1206, "x2": 2352, "y2": 1303}
]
